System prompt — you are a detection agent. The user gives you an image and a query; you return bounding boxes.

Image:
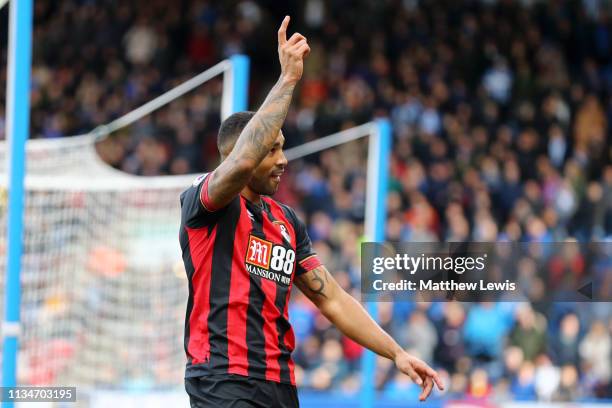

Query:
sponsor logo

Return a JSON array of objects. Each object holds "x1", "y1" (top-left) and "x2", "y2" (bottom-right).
[
  {"x1": 246, "y1": 236, "x2": 273, "y2": 269},
  {"x1": 245, "y1": 234, "x2": 296, "y2": 285}
]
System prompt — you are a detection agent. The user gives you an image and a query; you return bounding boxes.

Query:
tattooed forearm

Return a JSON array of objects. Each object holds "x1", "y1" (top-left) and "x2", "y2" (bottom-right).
[
  {"x1": 204, "y1": 77, "x2": 297, "y2": 210},
  {"x1": 232, "y1": 78, "x2": 295, "y2": 164}
]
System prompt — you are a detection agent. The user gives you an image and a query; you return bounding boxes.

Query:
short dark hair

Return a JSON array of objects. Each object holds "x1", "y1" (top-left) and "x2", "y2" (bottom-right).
[{"x1": 217, "y1": 111, "x2": 256, "y2": 156}]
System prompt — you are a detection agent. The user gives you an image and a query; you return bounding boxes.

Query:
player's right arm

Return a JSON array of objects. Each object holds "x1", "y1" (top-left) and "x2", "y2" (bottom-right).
[{"x1": 206, "y1": 16, "x2": 310, "y2": 210}]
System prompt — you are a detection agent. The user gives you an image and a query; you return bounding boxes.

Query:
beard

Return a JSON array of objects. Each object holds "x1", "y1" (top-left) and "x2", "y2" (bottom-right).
[{"x1": 248, "y1": 176, "x2": 279, "y2": 196}]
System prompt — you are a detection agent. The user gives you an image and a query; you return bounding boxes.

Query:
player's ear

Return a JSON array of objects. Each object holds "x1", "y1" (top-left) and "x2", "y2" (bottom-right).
[{"x1": 219, "y1": 143, "x2": 234, "y2": 160}]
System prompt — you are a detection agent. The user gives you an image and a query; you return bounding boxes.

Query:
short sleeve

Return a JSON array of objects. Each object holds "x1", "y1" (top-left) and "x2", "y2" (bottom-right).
[
  {"x1": 180, "y1": 172, "x2": 221, "y2": 228},
  {"x1": 291, "y1": 210, "x2": 322, "y2": 276}
]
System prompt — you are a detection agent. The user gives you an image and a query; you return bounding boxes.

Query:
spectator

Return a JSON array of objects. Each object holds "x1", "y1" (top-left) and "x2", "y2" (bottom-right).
[
  {"x1": 398, "y1": 310, "x2": 437, "y2": 363},
  {"x1": 435, "y1": 303, "x2": 466, "y2": 372},
  {"x1": 463, "y1": 303, "x2": 512, "y2": 361},
  {"x1": 510, "y1": 305, "x2": 547, "y2": 362},
  {"x1": 579, "y1": 320, "x2": 611, "y2": 393},
  {"x1": 511, "y1": 362, "x2": 537, "y2": 401},
  {"x1": 551, "y1": 313, "x2": 582, "y2": 368}
]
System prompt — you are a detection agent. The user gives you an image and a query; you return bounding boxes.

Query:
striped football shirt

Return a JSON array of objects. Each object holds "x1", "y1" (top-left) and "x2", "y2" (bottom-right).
[{"x1": 179, "y1": 172, "x2": 321, "y2": 385}]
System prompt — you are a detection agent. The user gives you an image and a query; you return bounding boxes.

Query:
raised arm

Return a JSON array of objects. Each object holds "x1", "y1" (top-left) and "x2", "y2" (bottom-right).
[
  {"x1": 207, "y1": 16, "x2": 310, "y2": 209},
  {"x1": 295, "y1": 265, "x2": 444, "y2": 401}
]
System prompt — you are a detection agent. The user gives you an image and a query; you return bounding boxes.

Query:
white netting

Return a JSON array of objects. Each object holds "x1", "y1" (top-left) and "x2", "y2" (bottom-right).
[{"x1": 0, "y1": 134, "x2": 194, "y2": 387}]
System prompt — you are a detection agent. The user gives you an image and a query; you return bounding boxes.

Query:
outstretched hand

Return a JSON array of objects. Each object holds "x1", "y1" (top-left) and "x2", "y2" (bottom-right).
[
  {"x1": 394, "y1": 352, "x2": 444, "y2": 401},
  {"x1": 277, "y1": 16, "x2": 310, "y2": 84}
]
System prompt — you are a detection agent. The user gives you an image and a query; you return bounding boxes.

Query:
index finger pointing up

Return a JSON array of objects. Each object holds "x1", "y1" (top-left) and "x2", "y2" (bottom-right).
[{"x1": 278, "y1": 16, "x2": 290, "y2": 45}]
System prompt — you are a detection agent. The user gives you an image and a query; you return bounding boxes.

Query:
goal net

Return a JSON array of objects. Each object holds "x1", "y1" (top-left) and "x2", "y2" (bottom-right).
[
  {"x1": 0, "y1": 133, "x2": 194, "y2": 387},
  {"x1": 0, "y1": 57, "x2": 244, "y2": 389}
]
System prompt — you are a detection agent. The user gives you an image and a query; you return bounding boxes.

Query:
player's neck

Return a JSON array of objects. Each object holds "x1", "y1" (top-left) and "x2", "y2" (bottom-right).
[{"x1": 241, "y1": 186, "x2": 263, "y2": 208}]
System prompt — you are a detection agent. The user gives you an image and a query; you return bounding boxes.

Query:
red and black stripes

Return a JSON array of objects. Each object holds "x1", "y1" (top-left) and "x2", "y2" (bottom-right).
[
  {"x1": 226, "y1": 198, "x2": 253, "y2": 376},
  {"x1": 266, "y1": 199, "x2": 298, "y2": 384},
  {"x1": 180, "y1": 190, "x2": 316, "y2": 385},
  {"x1": 245, "y1": 200, "x2": 284, "y2": 381},
  {"x1": 205, "y1": 199, "x2": 241, "y2": 373},
  {"x1": 184, "y1": 224, "x2": 217, "y2": 365}
]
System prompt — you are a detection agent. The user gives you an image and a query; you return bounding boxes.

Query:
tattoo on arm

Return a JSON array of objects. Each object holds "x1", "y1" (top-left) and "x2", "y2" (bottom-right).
[
  {"x1": 207, "y1": 78, "x2": 296, "y2": 209},
  {"x1": 232, "y1": 79, "x2": 295, "y2": 164},
  {"x1": 304, "y1": 267, "x2": 329, "y2": 299}
]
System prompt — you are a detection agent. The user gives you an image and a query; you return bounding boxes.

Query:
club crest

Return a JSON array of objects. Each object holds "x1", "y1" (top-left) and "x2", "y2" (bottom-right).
[{"x1": 277, "y1": 222, "x2": 291, "y2": 244}]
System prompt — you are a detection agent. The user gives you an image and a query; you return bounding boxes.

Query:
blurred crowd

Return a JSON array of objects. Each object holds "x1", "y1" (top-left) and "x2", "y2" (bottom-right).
[{"x1": 1, "y1": 0, "x2": 611, "y2": 402}]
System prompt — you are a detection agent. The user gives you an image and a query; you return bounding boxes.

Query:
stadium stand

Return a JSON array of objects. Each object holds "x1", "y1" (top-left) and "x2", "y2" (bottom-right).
[{"x1": 0, "y1": 0, "x2": 610, "y2": 402}]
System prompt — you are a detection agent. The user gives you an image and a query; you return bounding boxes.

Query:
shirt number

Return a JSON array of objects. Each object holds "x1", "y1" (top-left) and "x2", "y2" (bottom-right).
[{"x1": 270, "y1": 246, "x2": 295, "y2": 275}]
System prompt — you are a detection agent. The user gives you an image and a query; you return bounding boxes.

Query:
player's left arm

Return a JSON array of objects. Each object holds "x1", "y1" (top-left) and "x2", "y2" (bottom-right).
[{"x1": 294, "y1": 265, "x2": 444, "y2": 401}]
